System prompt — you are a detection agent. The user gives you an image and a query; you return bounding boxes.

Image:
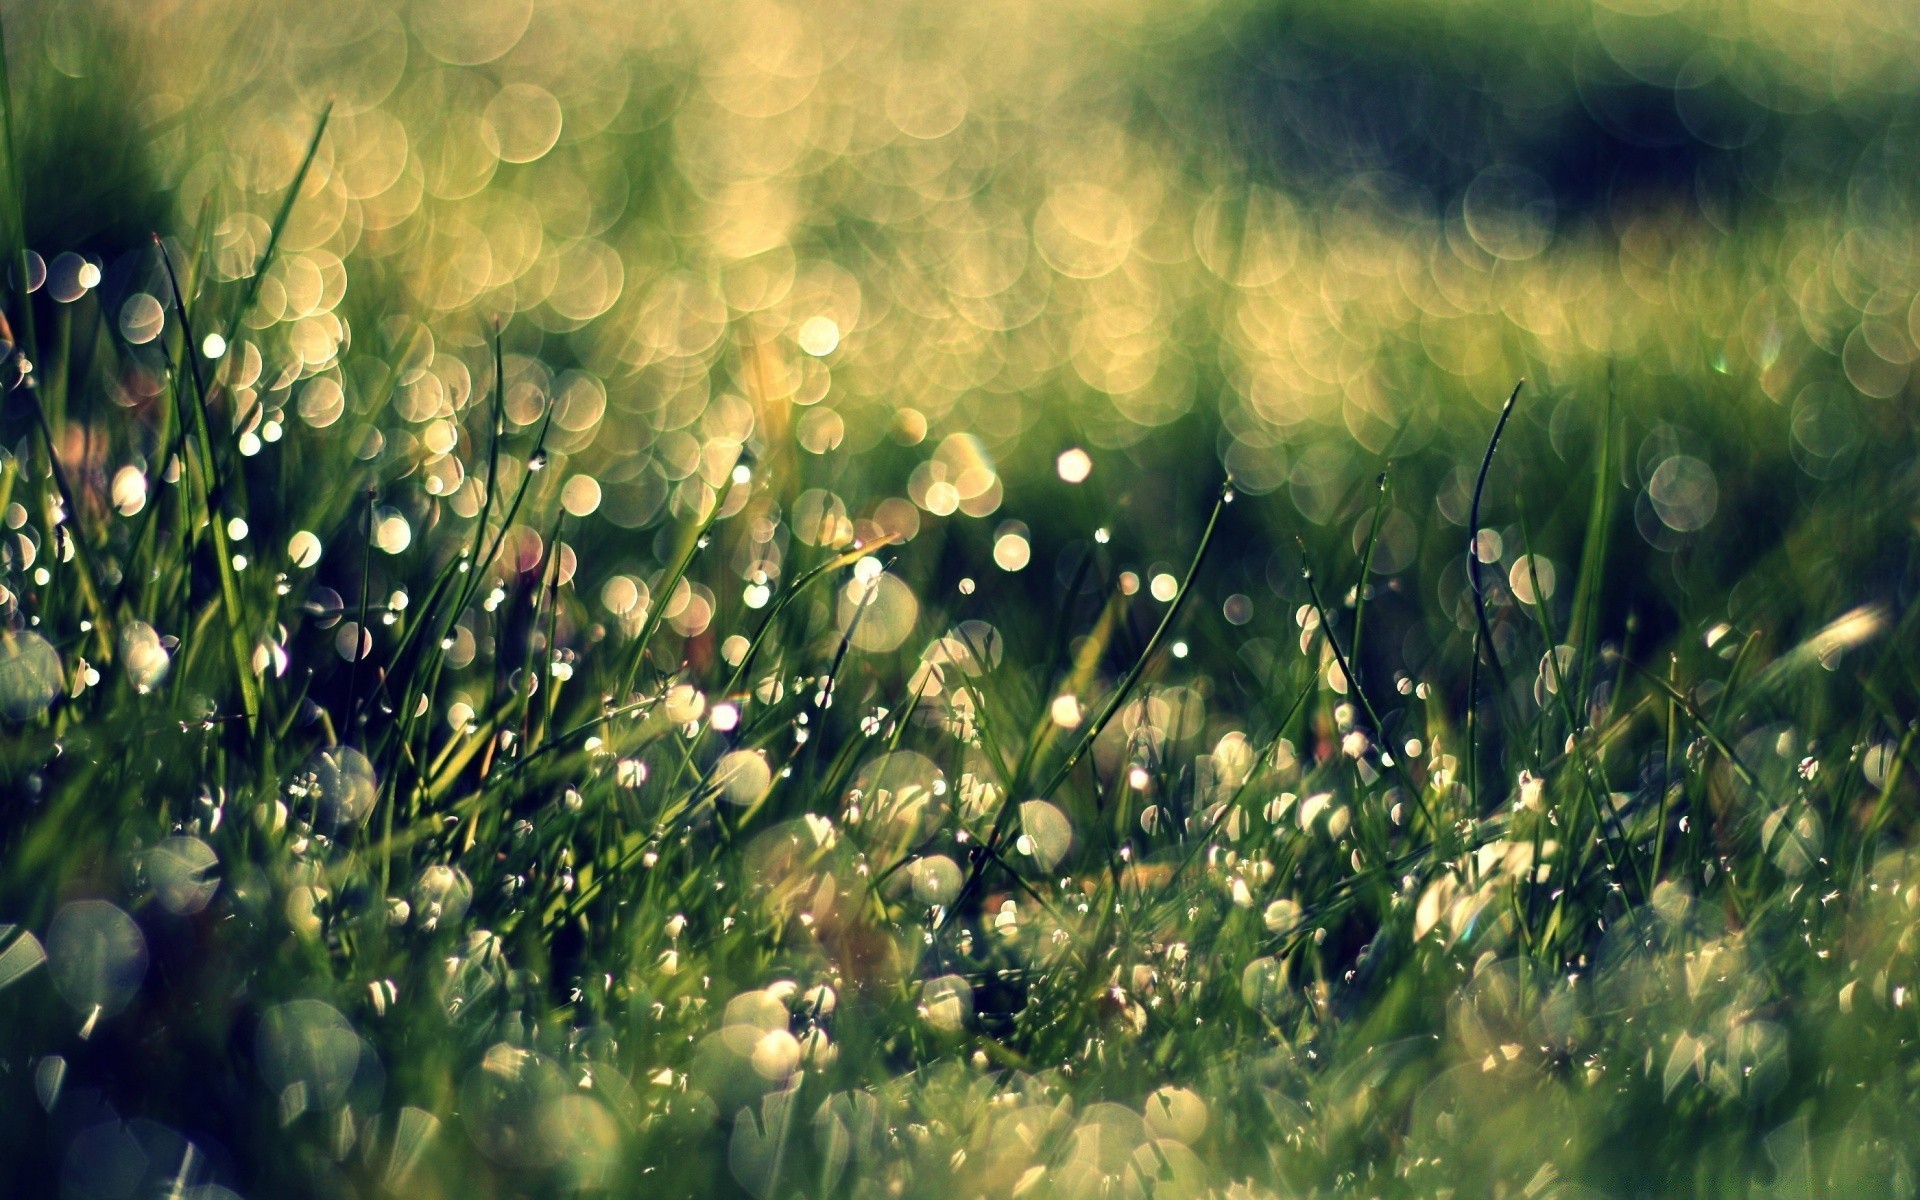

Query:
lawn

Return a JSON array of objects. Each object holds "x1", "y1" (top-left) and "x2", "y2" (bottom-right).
[{"x1": 2, "y1": 0, "x2": 1919, "y2": 1195}]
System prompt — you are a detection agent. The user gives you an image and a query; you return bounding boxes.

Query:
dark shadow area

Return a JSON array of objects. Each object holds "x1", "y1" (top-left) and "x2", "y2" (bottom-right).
[{"x1": 1177, "y1": 0, "x2": 1920, "y2": 223}]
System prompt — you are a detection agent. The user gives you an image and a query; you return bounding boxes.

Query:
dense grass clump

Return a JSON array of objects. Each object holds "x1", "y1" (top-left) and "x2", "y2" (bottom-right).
[{"x1": 3, "y1": 1, "x2": 1920, "y2": 1197}]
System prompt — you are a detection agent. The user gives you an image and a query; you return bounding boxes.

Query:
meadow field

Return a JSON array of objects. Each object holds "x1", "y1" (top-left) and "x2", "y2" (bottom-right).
[{"x1": 2, "y1": 0, "x2": 1919, "y2": 1194}]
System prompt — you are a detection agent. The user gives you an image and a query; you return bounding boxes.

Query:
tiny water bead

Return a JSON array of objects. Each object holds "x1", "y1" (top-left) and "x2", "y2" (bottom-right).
[
  {"x1": 145, "y1": 837, "x2": 220, "y2": 915},
  {"x1": 797, "y1": 314, "x2": 841, "y2": 357},
  {"x1": 920, "y1": 974, "x2": 973, "y2": 1033},
  {"x1": 992, "y1": 527, "x2": 1031, "y2": 571},
  {"x1": 45, "y1": 900, "x2": 148, "y2": 1020},
  {"x1": 413, "y1": 864, "x2": 474, "y2": 928},
  {"x1": 1017, "y1": 800, "x2": 1073, "y2": 871},
  {"x1": 0, "y1": 630, "x2": 63, "y2": 720},
  {"x1": 119, "y1": 622, "x2": 171, "y2": 693},
  {"x1": 907, "y1": 855, "x2": 963, "y2": 907},
  {"x1": 1, "y1": 2, "x2": 1915, "y2": 1192},
  {"x1": 117, "y1": 291, "x2": 165, "y2": 343},
  {"x1": 712, "y1": 750, "x2": 773, "y2": 806},
  {"x1": 257, "y1": 999, "x2": 364, "y2": 1118},
  {"x1": 110, "y1": 466, "x2": 149, "y2": 516},
  {"x1": 561, "y1": 474, "x2": 603, "y2": 517},
  {"x1": 290, "y1": 746, "x2": 378, "y2": 828}
]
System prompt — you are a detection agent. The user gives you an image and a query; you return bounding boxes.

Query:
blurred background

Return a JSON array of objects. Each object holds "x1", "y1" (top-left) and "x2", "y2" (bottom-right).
[
  {"x1": 7, "y1": 0, "x2": 1920, "y2": 1194},
  {"x1": 9, "y1": 0, "x2": 1919, "y2": 656}
]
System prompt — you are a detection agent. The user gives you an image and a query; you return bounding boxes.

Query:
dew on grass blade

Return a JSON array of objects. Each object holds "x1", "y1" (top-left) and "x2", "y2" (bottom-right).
[
  {"x1": 1507, "y1": 555, "x2": 1555, "y2": 606},
  {"x1": 285, "y1": 530, "x2": 323, "y2": 570},
  {"x1": 993, "y1": 525, "x2": 1031, "y2": 571},
  {"x1": 837, "y1": 571, "x2": 918, "y2": 652},
  {"x1": 145, "y1": 836, "x2": 219, "y2": 915},
  {"x1": 1648, "y1": 455, "x2": 1718, "y2": 532},
  {"x1": 373, "y1": 508, "x2": 413, "y2": 554},
  {"x1": 561, "y1": 474, "x2": 602, "y2": 516},
  {"x1": 298, "y1": 377, "x2": 345, "y2": 428},
  {"x1": 1262, "y1": 897, "x2": 1303, "y2": 936},
  {"x1": 750, "y1": 1029, "x2": 802, "y2": 1081},
  {"x1": 664, "y1": 683, "x2": 706, "y2": 724},
  {"x1": 1056, "y1": 1103, "x2": 1148, "y2": 1197},
  {"x1": 119, "y1": 293, "x2": 165, "y2": 344},
  {"x1": 1143, "y1": 1086, "x2": 1208, "y2": 1144},
  {"x1": 386, "y1": 1107, "x2": 442, "y2": 1187},
  {"x1": 119, "y1": 622, "x2": 170, "y2": 692},
  {"x1": 848, "y1": 750, "x2": 944, "y2": 840},
  {"x1": 796, "y1": 407, "x2": 845, "y2": 454},
  {"x1": 18, "y1": 248, "x2": 45, "y2": 294},
  {"x1": 921, "y1": 974, "x2": 973, "y2": 1033},
  {"x1": 907, "y1": 855, "x2": 963, "y2": 907},
  {"x1": 713, "y1": 750, "x2": 774, "y2": 806},
  {"x1": 1864, "y1": 742, "x2": 1899, "y2": 788},
  {"x1": 335, "y1": 622, "x2": 373, "y2": 661},
  {"x1": 601, "y1": 574, "x2": 649, "y2": 620},
  {"x1": 730, "y1": 1084, "x2": 800, "y2": 1200},
  {"x1": 46, "y1": 251, "x2": 90, "y2": 303},
  {"x1": 34, "y1": 1055, "x2": 65, "y2": 1112},
  {"x1": 797, "y1": 315, "x2": 841, "y2": 356},
  {"x1": 291, "y1": 746, "x2": 378, "y2": 828},
  {"x1": 259, "y1": 999, "x2": 363, "y2": 1121},
  {"x1": 110, "y1": 466, "x2": 148, "y2": 516},
  {"x1": 1017, "y1": 800, "x2": 1072, "y2": 871},
  {"x1": 1799, "y1": 606, "x2": 1886, "y2": 670},
  {"x1": 46, "y1": 900, "x2": 147, "y2": 1018},
  {"x1": 0, "y1": 630, "x2": 63, "y2": 720},
  {"x1": 1240, "y1": 956, "x2": 1291, "y2": 1016},
  {"x1": 721, "y1": 989, "x2": 793, "y2": 1058},
  {"x1": 0, "y1": 927, "x2": 48, "y2": 991},
  {"x1": 412, "y1": 864, "x2": 473, "y2": 928},
  {"x1": 1050, "y1": 694, "x2": 1083, "y2": 728}
]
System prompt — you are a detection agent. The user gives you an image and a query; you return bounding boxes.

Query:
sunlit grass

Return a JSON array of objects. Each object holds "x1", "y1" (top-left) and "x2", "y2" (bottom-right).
[{"x1": 2, "y1": 0, "x2": 1920, "y2": 1196}]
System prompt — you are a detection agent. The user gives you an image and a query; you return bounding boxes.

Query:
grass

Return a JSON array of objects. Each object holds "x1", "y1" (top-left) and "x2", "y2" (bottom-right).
[{"x1": 3, "y1": 0, "x2": 1920, "y2": 1196}]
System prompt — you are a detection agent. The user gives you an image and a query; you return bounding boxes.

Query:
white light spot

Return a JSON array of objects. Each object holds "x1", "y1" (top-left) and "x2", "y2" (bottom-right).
[
  {"x1": 797, "y1": 315, "x2": 842, "y2": 357},
  {"x1": 561, "y1": 475, "x2": 602, "y2": 517},
  {"x1": 288, "y1": 531, "x2": 322, "y2": 569},
  {"x1": 993, "y1": 532, "x2": 1030, "y2": 572},
  {"x1": 1049, "y1": 694, "x2": 1082, "y2": 728}
]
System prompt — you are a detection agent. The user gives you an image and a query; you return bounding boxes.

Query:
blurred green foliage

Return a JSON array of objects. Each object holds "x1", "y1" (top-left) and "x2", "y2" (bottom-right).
[{"x1": 1, "y1": 0, "x2": 1919, "y2": 1196}]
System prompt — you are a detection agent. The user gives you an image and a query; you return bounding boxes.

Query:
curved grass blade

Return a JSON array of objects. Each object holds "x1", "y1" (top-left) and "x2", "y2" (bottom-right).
[{"x1": 155, "y1": 235, "x2": 260, "y2": 732}]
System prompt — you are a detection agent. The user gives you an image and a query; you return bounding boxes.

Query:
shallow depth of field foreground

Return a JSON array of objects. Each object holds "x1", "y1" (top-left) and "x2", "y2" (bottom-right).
[{"x1": 2, "y1": 0, "x2": 1920, "y2": 1195}]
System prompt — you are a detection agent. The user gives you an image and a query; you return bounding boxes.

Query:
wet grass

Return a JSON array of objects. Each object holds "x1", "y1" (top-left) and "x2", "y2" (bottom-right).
[{"x1": 2, "y1": 3, "x2": 1920, "y2": 1198}]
